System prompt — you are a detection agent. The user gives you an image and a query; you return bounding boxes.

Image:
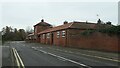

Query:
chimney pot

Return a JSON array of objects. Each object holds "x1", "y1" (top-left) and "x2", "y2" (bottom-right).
[
  {"x1": 41, "y1": 19, "x2": 44, "y2": 22},
  {"x1": 64, "y1": 21, "x2": 68, "y2": 24}
]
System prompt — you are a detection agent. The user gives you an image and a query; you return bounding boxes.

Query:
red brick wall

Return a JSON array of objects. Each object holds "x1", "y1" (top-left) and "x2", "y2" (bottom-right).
[
  {"x1": 34, "y1": 26, "x2": 51, "y2": 35},
  {"x1": 40, "y1": 34, "x2": 46, "y2": 44},
  {"x1": 67, "y1": 29, "x2": 119, "y2": 52},
  {"x1": 53, "y1": 30, "x2": 66, "y2": 46},
  {"x1": 34, "y1": 25, "x2": 51, "y2": 43},
  {"x1": 46, "y1": 35, "x2": 51, "y2": 45},
  {"x1": 118, "y1": 35, "x2": 120, "y2": 51}
]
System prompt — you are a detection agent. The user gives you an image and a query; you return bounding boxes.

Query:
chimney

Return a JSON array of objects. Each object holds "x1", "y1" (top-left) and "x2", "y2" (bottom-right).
[
  {"x1": 97, "y1": 19, "x2": 101, "y2": 24},
  {"x1": 41, "y1": 19, "x2": 44, "y2": 22},
  {"x1": 63, "y1": 21, "x2": 68, "y2": 24}
]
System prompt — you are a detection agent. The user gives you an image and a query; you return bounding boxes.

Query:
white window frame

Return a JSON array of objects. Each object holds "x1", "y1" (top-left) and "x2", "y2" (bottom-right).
[
  {"x1": 35, "y1": 26, "x2": 37, "y2": 33},
  {"x1": 47, "y1": 33, "x2": 50, "y2": 38},
  {"x1": 62, "y1": 30, "x2": 66, "y2": 37},
  {"x1": 57, "y1": 31, "x2": 60, "y2": 38},
  {"x1": 43, "y1": 34, "x2": 45, "y2": 39},
  {"x1": 29, "y1": 37, "x2": 31, "y2": 39}
]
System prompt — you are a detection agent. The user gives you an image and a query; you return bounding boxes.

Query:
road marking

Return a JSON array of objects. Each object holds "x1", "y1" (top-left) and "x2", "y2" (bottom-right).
[
  {"x1": 38, "y1": 49, "x2": 91, "y2": 68},
  {"x1": 50, "y1": 48, "x2": 120, "y2": 62},
  {"x1": 33, "y1": 46, "x2": 120, "y2": 62},
  {"x1": 12, "y1": 48, "x2": 25, "y2": 68},
  {"x1": 47, "y1": 53, "x2": 91, "y2": 68},
  {"x1": 76, "y1": 53, "x2": 120, "y2": 62},
  {"x1": 12, "y1": 48, "x2": 20, "y2": 67},
  {"x1": 40, "y1": 47, "x2": 43, "y2": 48},
  {"x1": 68, "y1": 51, "x2": 73, "y2": 53},
  {"x1": 14, "y1": 48, "x2": 25, "y2": 67},
  {"x1": 0, "y1": 46, "x2": 9, "y2": 47},
  {"x1": 64, "y1": 50, "x2": 68, "y2": 52},
  {"x1": 38, "y1": 50, "x2": 47, "y2": 54},
  {"x1": 31, "y1": 47, "x2": 35, "y2": 49},
  {"x1": 56, "y1": 49, "x2": 63, "y2": 51}
]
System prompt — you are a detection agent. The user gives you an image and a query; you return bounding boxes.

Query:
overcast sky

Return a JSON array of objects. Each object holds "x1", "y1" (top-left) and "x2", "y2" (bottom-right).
[{"x1": 0, "y1": 0, "x2": 119, "y2": 30}]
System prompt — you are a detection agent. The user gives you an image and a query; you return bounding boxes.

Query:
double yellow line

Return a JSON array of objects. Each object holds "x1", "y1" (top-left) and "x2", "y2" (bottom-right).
[{"x1": 12, "y1": 48, "x2": 25, "y2": 68}]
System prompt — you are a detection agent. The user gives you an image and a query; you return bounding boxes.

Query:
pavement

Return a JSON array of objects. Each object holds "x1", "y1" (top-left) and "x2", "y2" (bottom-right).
[
  {"x1": 2, "y1": 45, "x2": 12, "y2": 66},
  {"x1": 2, "y1": 41, "x2": 120, "y2": 68}
]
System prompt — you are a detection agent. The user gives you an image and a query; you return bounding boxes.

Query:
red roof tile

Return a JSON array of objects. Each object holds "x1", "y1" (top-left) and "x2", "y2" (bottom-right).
[
  {"x1": 34, "y1": 19, "x2": 52, "y2": 27},
  {"x1": 28, "y1": 33, "x2": 34, "y2": 36},
  {"x1": 38, "y1": 22, "x2": 96, "y2": 35},
  {"x1": 38, "y1": 22, "x2": 73, "y2": 34}
]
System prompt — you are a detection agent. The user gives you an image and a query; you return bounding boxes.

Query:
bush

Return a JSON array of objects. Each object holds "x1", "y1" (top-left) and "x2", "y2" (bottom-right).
[
  {"x1": 99, "y1": 25, "x2": 120, "y2": 35},
  {"x1": 81, "y1": 25, "x2": 120, "y2": 36}
]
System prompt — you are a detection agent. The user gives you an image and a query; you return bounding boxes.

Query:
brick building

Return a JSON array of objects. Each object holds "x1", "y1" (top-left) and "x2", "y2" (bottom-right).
[
  {"x1": 37, "y1": 21, "x2": 97, "y2": 46},
  {"x1": 28, "y1": 19, "x2": 52, "y2": 42},
  {"x1": 28, "y1": 19, "x2": 119, "y2": 52}
]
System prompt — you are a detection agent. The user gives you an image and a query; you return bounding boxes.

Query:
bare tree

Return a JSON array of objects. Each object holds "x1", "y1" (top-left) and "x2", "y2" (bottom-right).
[{"x1": 26, "y1": 26, "x2": 34, "y2": 34}]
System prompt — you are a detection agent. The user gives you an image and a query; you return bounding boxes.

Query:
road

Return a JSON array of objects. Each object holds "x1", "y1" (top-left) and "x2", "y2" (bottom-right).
[{"x1": 2, "y1": 41, "x2": 120, "y2": 68}]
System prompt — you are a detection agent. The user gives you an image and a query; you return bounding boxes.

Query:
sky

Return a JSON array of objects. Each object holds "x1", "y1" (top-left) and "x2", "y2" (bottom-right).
[
  {"x1": 118, "y1": 1, "x2": 120, "y2": 25},
  {"x1": 0, "y1": 0, "x2": 119, "y2": 30}
]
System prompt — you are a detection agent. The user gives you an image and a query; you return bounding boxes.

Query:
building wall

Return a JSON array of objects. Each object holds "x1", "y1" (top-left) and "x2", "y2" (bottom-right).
[
  {"x1": 51, "y1": 30, "x2": 66, "y2": 46},
  {"x1": 40, "y1": 34, "x2": 46, "y2": 44},
  {"x1": 46, "y1": 33, "x2": 51, "y2": 45},
  {"x1": 67, "y1": 29, "x2": 119, "y2": 52},
  {"x1": 37, "y1": 28, "x2": 119, "y2": 52},
  {"x1": 34, "y1": 25, "x2": 51, "y2": 43},
  {"x1": 34, "y1": 26, "x2": 51, "y2": 35},
  {"x1": 39, "y1": 30, "x2": 66, "y2": 45},
  {"x1": 66, "y1": 29, "x2": 85, "y2": 47}
]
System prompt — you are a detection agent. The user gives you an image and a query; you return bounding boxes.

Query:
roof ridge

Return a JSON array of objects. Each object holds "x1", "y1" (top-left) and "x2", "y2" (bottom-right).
[{"x1": 68, "y1": 22, "x2": 74, "y2": 28}]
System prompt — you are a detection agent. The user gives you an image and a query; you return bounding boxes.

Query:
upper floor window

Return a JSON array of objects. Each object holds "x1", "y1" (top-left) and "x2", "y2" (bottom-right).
[
  {"x1": 57, "y1": 31, "x2": 60, "y2": 38},
  {"x1": 62, "y1": 30, "x2": 65, "y2": 37}
]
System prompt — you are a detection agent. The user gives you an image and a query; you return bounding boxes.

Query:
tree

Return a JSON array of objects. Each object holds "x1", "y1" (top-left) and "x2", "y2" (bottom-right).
[
  {"x1": 13, "y1": 28, "x2": 19, "y2": 40},
  {"x1": 2, "y1": 26, "x2": 27, "y2": 41},
  {"x1": 18, "y1": 29, "x2": 26, "y2": 40},
  {"x1": 26, "y1": 26, "x2": 34, "y2": 34}
]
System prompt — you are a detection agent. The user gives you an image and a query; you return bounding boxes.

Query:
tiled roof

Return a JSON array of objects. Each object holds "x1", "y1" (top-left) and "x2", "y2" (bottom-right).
[
  {"x1": 34, "y1": 22, "x2": 52, "y2": 27},
  {"x1": 38, "y1": 22, "x2": 96, "y2": 35},
  {"x1": 70, "y1": 22, "x2": 96, "y2": 29},
  {"x1": 28, "y1": 33, "x2": 34, "y2": 36},
  {"x1": 38, "y1": 22, "x2": 73, "y2": 34},
  {"x1": 34, "y1": 19, "x2": 52, "y2": 27}
]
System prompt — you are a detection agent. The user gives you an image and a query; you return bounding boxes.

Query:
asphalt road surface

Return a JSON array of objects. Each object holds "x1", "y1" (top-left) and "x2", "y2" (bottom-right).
[{"x1": 2, "y1": 41, "x2": 120, "y2": 68}]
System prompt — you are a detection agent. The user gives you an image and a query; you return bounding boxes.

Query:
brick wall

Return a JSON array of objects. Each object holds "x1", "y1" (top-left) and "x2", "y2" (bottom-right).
[
  {"x1": 34, "y1": 26, "x2": 51, "y2": 35},
  {"x1": 40, "y1": 34, "x2": 46, "y2": 44},
  {"x1": 34, "y1": 25, "x2": 51, "y2": 43},
  {"x1": 67, "y1": 29, "x2": 119, "y2": 52},
  {"x1": 53, "y1": 30, "x2": 66, "y2": 46}
]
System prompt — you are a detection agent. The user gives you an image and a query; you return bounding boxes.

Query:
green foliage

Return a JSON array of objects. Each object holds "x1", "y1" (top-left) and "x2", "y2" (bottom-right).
[
  {"x1": 81, "y1": 25, "x2": 120, "y2": 36},
  {"x1": 98, "y1": 25, "x2": 120, "y2": 35},
  {"x1": 2, "y1": 26, "x2": 27, "y2": 42}
]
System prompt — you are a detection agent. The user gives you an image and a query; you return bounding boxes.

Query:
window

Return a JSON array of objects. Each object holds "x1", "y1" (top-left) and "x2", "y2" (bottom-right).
[
  {"x1": 35, "y1": 27, "x2": 37, "y2": 33},
  {"x1": 62, "y1": 30, "x2": 65, "y2": 37},
  {"x1": 34, "y1": 35, "x2": 37, "y2": 39},
  {"x1": 43, "y1": 34, "x2": 45, "y2": 39},
  {"x1": 57, "y1": 31, "x2": 60, "y2": 38},
  {"x1": 29, "y1": 37, "x2": 31, "y2": 39},
  {"x1": 47, "y1": 33, "x2": 50, "y2": 38}
]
